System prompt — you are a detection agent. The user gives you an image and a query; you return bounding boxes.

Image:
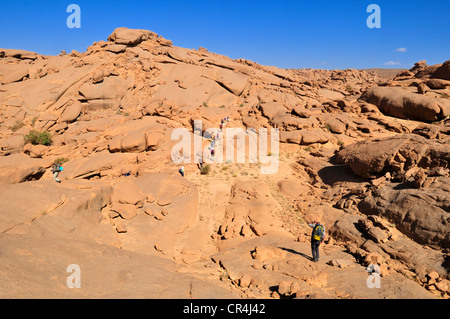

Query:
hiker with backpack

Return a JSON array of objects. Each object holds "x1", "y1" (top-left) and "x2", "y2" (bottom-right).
[
  {"x1": 308, "y1": 220, "x2": 325, "y2": 262},
  {"x1": 51, "y1": 163, "x2": 63, "y2": 183}
]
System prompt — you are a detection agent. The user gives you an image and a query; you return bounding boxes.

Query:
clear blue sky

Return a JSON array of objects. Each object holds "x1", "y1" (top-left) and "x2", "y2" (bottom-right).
[{"x1": 0, "y1": 0, "x2": 449, "y2": 70}]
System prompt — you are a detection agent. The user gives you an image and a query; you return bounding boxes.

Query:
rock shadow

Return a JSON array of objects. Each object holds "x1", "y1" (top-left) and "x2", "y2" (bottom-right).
[
  {"x1": 317, "y1": 164, "x2": 366, "y2": 186},
  {"x1": 279, "y1": 247, "x2": 313, "y2": 261}
]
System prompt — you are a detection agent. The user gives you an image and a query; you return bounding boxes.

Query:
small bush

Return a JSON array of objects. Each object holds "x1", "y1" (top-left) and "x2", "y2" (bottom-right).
[
  {"x1": 24, "y1": 130, "x2": 52, "y2": 146},
  {"x1": 53, "y1": 157, "x2": 69, "y2": 165},
  {"x1": 200, "y1": 164, "x2": 211, "y2": 175},
  {"x1": 116, "y1": 110, "x2": 129, "y2": 116}
]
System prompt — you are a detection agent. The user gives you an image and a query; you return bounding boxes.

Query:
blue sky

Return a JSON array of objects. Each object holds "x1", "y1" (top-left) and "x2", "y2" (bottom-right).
[{"x1": 0, "y1": 0, "x2": 449, "y2": 70}]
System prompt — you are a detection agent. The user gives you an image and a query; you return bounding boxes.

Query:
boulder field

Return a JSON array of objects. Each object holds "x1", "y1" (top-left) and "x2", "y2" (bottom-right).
[{"x1": 0, "y1": 28, "x2": 449, "y2": 299}]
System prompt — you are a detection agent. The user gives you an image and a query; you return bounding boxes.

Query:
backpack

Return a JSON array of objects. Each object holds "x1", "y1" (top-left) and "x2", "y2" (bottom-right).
[
  {"x1": 51, "y1": 164, "x2": 60, "y2": 174},
  {"x1": 313, "y1": 224, "x2": 324, "y2": 241}
]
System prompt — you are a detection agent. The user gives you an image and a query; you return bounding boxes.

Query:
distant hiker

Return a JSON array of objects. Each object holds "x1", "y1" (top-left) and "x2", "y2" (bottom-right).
[
  {"x1": 51, "y1": 163, "x2": 63, "y2": 183},
  {"x1": 210, "y1": 148, "x2": 215, "y2": 160},
  {"x1": 179, "y1": 166, "x2": 185, "y2": 177},
  {"x1": 220, "y1": 123, "x2": 223, "y2": 130},
  {"x1": 123, "y1": 171, "x2": 131, "y2": 177},
  {"x1": 308, "y1": 220, "x2": 325, "y2": 262},
  {"x1": 221, "y1": 118, "x2": 224, "y2": 124},
  {"x1": 198, "y1": 157, "x2": 204, "y2": 170}
]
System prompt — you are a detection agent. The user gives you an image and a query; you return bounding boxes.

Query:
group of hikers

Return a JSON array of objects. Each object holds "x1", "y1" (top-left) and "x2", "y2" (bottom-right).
[
  {"x1": 209, "y1": 115, "x2": 230, "y2": 161},
  {"x1": 179, "y1": 115, "x2": 231, "y2": 177},
  {"x1": 49, "y1": 115, "x2": 326, "y2": 264},
  {"x1": 176, "y1": 114, "x2": 327, "y2": 263}
]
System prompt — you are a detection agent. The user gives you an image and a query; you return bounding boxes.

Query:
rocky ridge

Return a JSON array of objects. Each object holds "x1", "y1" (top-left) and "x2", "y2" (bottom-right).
[{"x1": 0, "y1": 28, "x2": 449, "y2": 299}]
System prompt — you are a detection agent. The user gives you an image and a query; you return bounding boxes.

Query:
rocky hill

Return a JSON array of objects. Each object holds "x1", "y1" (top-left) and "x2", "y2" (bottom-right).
[{"x1": 0, "y1": 27, "x2": 449, "y2": 299}]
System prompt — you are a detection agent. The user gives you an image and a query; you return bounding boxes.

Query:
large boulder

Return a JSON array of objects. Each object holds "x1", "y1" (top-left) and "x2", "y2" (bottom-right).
[
  {"x1": 300, "y1": 129, "x2": 331, "y2": 145},
  {"x1": 111, "y1": 178, "x2": 146, "y2": 207},
  {"x1": 259, "y1": 102, "x2": 287, "y2": 120},
  {"x1": 212, "y1": 68, "x2": 249, "y2": 96},
  {"x1": 358, "y1": 177, "x2": 450, "y2": 249},
  {"x1": 360, "y1": 86, "x2": 449, "y2": 122},
  {"x1": 431, "y1": 60, "x2": 450, "y2": 81},
  {"x1": 107, "y1": 27, "x2": 158, "y2": 46},
  {"x1": 78, "y1": 76, "x2": 127, "y2": 101},
  {"x1": 59, "y1": 101, "x2": 82, "y2": 123},
  {"x1": 0, "y1": 134, "x2": 25, "y2": 155},
  {"x1": 62, "y1": 152, "x2": 139, "y2": 179},
  {"x1": 335, "y1": 134, "x2": 449, "y2": 179},
  {"x1": 0, "y1": 153, "x2": 51, "y2": 184},
  {"x1": 425, "y1": 78, "x2": 450, "y2": 89},
  {"x1": 0, "y1": 49, "x2": 39, "y2": 60},
  {"x1": 0, "y1": 64, "x2": 29, "y2": 84},
  {"x1": 108, "y1": 125, "x2": 167, "y2": 153},
  {"x1": 114, "y1": 129, "x2": 147, "y2": 153}
]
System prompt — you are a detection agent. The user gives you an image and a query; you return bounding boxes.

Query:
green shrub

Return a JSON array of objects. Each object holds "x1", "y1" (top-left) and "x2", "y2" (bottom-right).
[
  {"x1": 53, "y1": 157, "x2": 69, "y2": 165},
  {"x1": 24, "y1": 130, "x2": 52, "y2": 146},
  {"x1": 200, "y1": 164, "x2": 211, "y2": 175}
]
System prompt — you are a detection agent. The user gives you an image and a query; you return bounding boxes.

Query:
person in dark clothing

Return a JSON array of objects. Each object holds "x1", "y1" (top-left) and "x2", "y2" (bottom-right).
[
  {"x1": 123, "y1": 171, "x2": 132, "y2": 177},
  {"x1": 308, "y1": 220, "x2": 325, "y2": 262}
]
